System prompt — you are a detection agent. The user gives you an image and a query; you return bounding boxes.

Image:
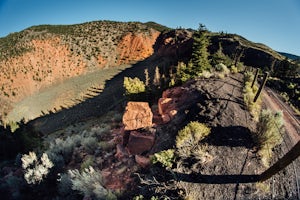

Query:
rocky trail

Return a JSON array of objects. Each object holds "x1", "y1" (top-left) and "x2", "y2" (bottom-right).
[{"x1": 138, "y1": 73, "x2": 299, "y2": 199}]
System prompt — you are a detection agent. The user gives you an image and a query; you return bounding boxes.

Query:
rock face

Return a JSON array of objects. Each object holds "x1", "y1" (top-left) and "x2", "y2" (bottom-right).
[
  {"x1": 122, "y1": 102, "x2": 153, "y2": 130},
  {"x1": 117, "y1": 31, "x2": 160, "y2": 65},
  {"x1": 157, "y1": 86, "x2": 190, "y2": 123}
]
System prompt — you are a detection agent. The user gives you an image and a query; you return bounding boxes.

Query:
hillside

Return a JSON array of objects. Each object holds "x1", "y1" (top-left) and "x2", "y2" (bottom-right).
[
  {"x1": 1, "y1": 20, "x2": 296, "y2": 124},
  {"x1": 209, "y1": 33, "x2": 285, "y2": 69},
  {"x1": 0, "y1": 21, "x2": 161, "y2": 120}
]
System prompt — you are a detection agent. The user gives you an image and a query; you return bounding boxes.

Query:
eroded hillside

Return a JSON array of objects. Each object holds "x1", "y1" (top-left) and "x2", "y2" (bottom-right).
[{"x1": 0, "y1": 21, "x2": 161, "y2": 118}]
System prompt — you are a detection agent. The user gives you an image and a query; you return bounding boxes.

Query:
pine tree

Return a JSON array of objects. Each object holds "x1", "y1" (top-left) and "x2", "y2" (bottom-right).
[{"x1": 191, "y1": 24, "x2": 211, "y2": 74}]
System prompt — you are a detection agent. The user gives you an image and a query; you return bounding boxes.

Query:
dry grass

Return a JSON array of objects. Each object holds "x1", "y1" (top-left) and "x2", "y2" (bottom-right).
[{"x1": 255, "y1": 109, "x2": 284, "y2": 167}]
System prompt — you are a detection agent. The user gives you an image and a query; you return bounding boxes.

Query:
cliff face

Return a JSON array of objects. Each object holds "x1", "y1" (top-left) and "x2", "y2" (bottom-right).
[{"x1": 0, "y1": 21, "x2": 160, "y2": 116}]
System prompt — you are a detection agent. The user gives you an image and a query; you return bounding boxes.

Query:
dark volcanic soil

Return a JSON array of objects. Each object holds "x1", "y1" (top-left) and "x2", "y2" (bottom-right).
[{"x1": 139, "y1": 73, "x2": 299, "y2": 200}]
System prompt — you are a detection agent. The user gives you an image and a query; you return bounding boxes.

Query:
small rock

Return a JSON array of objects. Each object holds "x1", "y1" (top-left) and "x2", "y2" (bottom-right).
[
  {"x1": 169, "y1": 109, "x2": 178, "y2": 118},
  {"x1": 115, "y1": 144, "x2": 128, "y2": 160},
  {"x1": 161, "y1": 114, "x2": 171, "y2": 123},
  {"x1": 135, "y1": 155, "x2": 151, "y2": 168}
]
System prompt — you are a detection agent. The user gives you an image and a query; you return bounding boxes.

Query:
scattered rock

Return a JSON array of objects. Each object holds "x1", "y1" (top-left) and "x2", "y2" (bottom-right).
[
  {"x1": 122, "y1": 102, "x2": 153, "y2": 130},
  {"x1": 135, "y1": 155, "x2": 151, "y2": 168},
  {"x1": 115, "y1": 144, "x2": 129, "y2": 161},
  {"x1": 126, "y1": 131, "x2": 155, "y2": 155}
]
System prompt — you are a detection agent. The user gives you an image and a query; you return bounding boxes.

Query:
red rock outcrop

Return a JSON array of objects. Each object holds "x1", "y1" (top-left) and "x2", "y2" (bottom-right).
[
  {"x1": 0, "y1": 37, "x2": 86, "y2": 104},
  {"x1": 122, "y1": 102, "x2": 153, "y2": 130},
  {"x1": 117, "y1": 30, "x2": 160, "y2": 65},
  {"x1": 157, "y1": 86, "x2": 191, "y2": 123},
  {"x1": 126, "y1": 131, "x2": 155, "y2": 155}
]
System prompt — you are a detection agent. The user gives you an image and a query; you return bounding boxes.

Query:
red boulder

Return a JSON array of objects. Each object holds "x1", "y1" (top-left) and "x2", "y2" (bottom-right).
[{"x1": 122, "y1": 102, "x2": 153, "y2": 130}]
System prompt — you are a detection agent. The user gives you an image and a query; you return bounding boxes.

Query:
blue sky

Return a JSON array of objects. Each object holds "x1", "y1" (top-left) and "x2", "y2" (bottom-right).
[{"x1": 0, "y1": 0, "x2": 299, "y2": 55}]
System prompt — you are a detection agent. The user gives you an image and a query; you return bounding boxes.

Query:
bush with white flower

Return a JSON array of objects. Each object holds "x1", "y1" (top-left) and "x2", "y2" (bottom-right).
[{"x1": 21, "y1": 152, "x2": 54, "y2": 184}]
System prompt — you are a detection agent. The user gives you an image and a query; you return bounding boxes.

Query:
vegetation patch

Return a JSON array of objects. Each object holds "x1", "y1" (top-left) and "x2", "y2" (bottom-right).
[
  {"x1": 151, "y1": 149, "x2": 175, "y2": 169},
  {"x1": 255, "y1": 109, "x2": 284, "y2": 167},
  {"x1": 243, "y1": 70, "x2": 261, "y2": 120},
  {"x1": 68, "y1": 166, "x2": 116, "y2": 199},
  {"x1": 123, "y1": 77, "x2": 146, "y2": 100},
  {"x1": 176, "y1": 121, "x2": 211, "y2": 149}
]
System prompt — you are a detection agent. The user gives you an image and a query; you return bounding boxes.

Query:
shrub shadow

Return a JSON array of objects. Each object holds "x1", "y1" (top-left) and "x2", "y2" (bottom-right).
[{"x1": 174, "y1": 172, "x2": 259, "y2": 184}]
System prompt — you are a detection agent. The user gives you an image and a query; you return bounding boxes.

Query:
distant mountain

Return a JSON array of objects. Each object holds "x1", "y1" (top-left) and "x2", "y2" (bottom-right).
[{"x1": 278, "y1": 52, "x2": 300, "y2": 60}]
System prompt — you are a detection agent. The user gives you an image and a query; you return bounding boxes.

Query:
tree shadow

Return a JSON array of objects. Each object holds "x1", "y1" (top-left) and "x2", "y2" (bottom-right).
[
  {"x1": 173, "y1": 172, "x2": 259, "y2": 184},
  {"x1": 205, "y1": 126, "x2": 254, "y2": 149}
]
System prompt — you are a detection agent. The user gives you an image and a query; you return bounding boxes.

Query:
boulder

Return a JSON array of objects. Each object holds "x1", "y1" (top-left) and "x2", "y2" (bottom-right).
[
  {"x1": 123, "y1": 102, "x2": 153, "y2": 130},
  {"x1": 157, "y1": 86, "x2": 191, "y2": 123},
  {"x1": 126, "y1": 131, "x2": 155, "y2": 155}
]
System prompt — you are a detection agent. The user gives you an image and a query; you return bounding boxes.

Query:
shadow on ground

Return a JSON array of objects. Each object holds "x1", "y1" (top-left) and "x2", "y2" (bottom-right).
[
  {"x1": 205, "y1": 126, "x2": 255, "y2": 149},
  {"x1": 174, "y1": 172, "x2": 259, "y2": 184}
]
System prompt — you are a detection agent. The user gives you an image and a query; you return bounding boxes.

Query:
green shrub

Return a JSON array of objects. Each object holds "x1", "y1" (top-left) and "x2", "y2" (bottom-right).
[
  {"x1": 230, "y1": 65, "x2": 239, "y2": 74},
  {"x1": 151, "y1": 149, "x2": 175, "y2": 168},
  {"x1": 68, "y1": 166, "x2": 116, "y2": 199},
  {"x1": 176, "y1": 62, "x2": 191, "y2": 83},
  {"x1": 80, "y1": 156, "x2": 95, "y2": 171},
  {"x1": 7, "y1": 121, "x2": 19, "y2": 133},
  {"x1": 243, "y1": 71, "x2": 261, "y2": 120},
  {"x1": 255, "y1": 109, "x2": 284, "y2": 167},
  {"x1": 48, "y1": 135, "x2": 83, "y2": 161},
  {"x1": 176, "y1": 122, "x2": 210, "y2": 149},
  {"x1": 244, "y1": 71, "x2": 254, "y2": 83},
  {"x1": 192, "y1": 144, "x2": 213, "y2": 164},
  {"x1": 123, "y1": 77, "x2": 145, "y2": 95},
  {"x1": 215, "y1": 63, "x2": 227, "y2": 72},
  {"x1": 81, "y1": 136, "x2": 98, "y2": 154}
]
